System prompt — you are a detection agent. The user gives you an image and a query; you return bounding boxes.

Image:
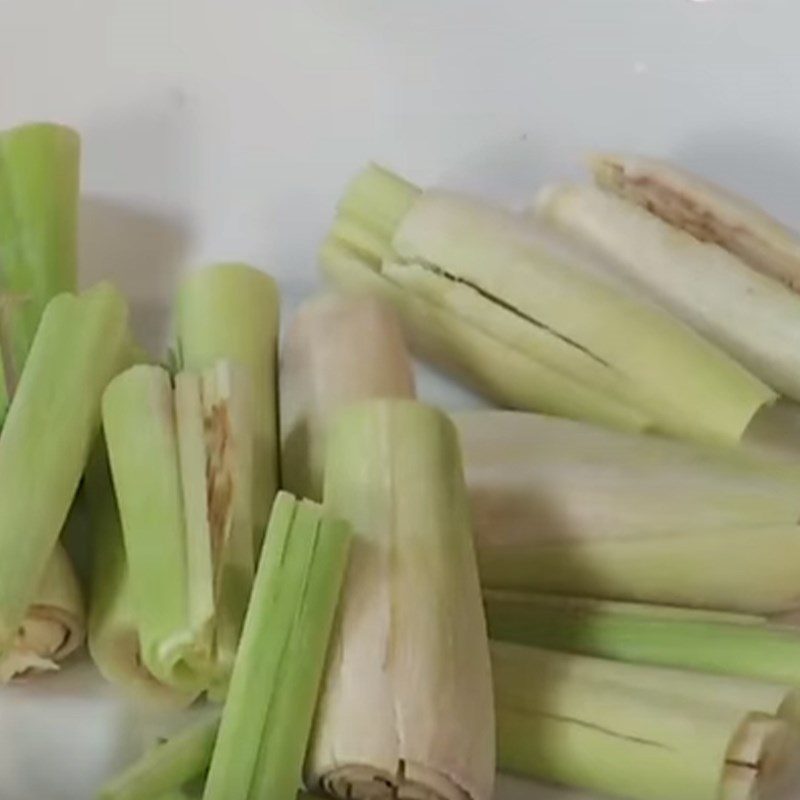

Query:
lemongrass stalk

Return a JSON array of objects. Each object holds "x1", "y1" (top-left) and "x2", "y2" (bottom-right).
[
  {"x1": 591, "y1": 153, "x2": 800, "y2": 292},
  {"x1": 493, "y1": 643, "x2": 800, "y2": 800},
  {"x1": 98, "y1": 716, "x2": 219, "y2": 800},
  {"x1": 176, "y1": 263, "x2": 279, "y2": 554},
  {"x1": 322, "y1": 239, "x2": 649, "y2": 432},
  {"x1": 0, "y1": 284, "x2": 128, "y2": 653},
  {"x1": 307, "y1": 400, "x2": 495, "y2": 800},
  {"x1": 537, "y1": 176, "x2": 800, "y2": 403},
  {"x1": 280, "y1": 293, "x2": 416, "y2": 500},
  {"x1": 0, "y1": 123, "x2": 80, "y2": 385},
  {"x1": 103, "y1": 365, "x2": 213, "y2": 692},
  {"x1": 203, "y1": 492, "x2": 350, "y2": 800},
  {"x1": 486, "y1": 592, "x2": 800, "y2": 687},
  {"x1": 456, "y1": 410, "x2": 800, "y2": 613},
  {"x1": 86, "y1": 445, "x2": 195, "y2": 707},
  {"x1": 0, "y1": 544, "x2": 84, "y2": 681},
  {"x1": 325, "y1": 165, "x2": 774, "y2": 445}
]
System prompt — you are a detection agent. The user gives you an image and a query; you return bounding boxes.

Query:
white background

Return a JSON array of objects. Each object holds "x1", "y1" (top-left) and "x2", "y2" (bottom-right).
[{"x1": 1, "y1": 0, "x2": 797, "y2": 797}]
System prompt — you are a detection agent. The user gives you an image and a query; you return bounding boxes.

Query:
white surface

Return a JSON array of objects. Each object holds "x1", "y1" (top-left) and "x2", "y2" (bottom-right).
[{"x1": 1, "y1": 1, "x2": 800, "y2": 797}]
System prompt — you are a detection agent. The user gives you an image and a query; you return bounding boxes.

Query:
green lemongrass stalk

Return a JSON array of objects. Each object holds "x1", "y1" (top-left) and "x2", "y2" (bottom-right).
[
  {"x1": 456, "y1": 411, "x2": 800, "y2": 613},
  {"x1": 103, "y1": 365, "x2": 213, "y2": 692},
  {"x1": 493, "y1": 643, "x2": 800, "y2": 800},
  {"x1": 0, "y1": 284, "x2": 129, "y2": 653},
  {"x1": 98, "y1": 716, "x2": 219, "y2": 800},
  {"x1": 0, "y1": 545, "x2": 85, "y2": 681},
  {"x1": 203, "y1": 492, "x2": 350, "y2": 800},
  {"x1": 86, "y1": 445, "x2": 195, "y2": 707},
  {"x1": 537, "y1": 165, "x2": 800, "y2": 403},
  {"x1": 280, "y1": 293, "x2": 416, "y2": 500},
  {"x1": 176, "y1": 263, "x2": 279, "y2": 554},
  {"x1": 323, "y1": 164, "x2": 774, "y2": 445},
  {"x1": 0, "y1": 122, "x2": 80, "y2": 395},
  {"x1": 306, "y1": 400, "x2": 495, "y2": 800},
  {"x1": 486, "y1": 592, "x2": 800, "y2": 687},
  {"x1": 103, "y1": 360, "x2": 256, "y2": 694}
]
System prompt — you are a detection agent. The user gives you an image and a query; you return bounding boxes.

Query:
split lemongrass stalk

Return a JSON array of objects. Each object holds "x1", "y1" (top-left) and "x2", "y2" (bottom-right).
[
  {"x1": 0, "y1": 122, "x2": 80, "y2": 398},
  {"x1": 456, "y1": 410, "x2": 800, "y2": 613},
  {"x1": 280, "y1": 293, "x2": 416, "y2": 500},
  {"x1": 98, "y1": 715, "x2": 219, "y2": 800},
  {"x1": 322, "y1": 164, "x2": 774, "y2": 445},
  {"x1": 0, "y1": 284, "x2": 129, "y2": 655},
  {"x1": 86, "y1": 445, "x2": 195, "y2": 707},
  {"x1": 486, "y1": 592, "x2": 800, "y2": 688},
  {"x1": 493, "y1": 643, "x2": 800, "y2": 800},
  {"x1": 203, "y1": 492, "x2": 350, "y2": 800},
  {"x1": 103, "y1": 360, "x2": 255, "y2": 694},
  {"x1": 306, "y1": 400, "x2": 495, "y2": 800},
  {"x1": 176, "y1": 263, "x2": 279, "y2": 553},
  {"x1": 537, "y1": 155, "x2": 800, "y2": 402},
  {"x1": 0, "y1": 545, "x2": 84, "y2": 681}
]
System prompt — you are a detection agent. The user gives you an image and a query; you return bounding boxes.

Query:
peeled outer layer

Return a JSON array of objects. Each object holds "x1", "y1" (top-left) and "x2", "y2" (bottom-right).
[
  {"x1": 537, "y1": 181, "x2": 800, "y2": 402},
  {"x1": 591, "y1": 152, "x2": 800, "y2": 292},
  {"x1": 325, "y1": 164, "x2": 774, "y2": 445},
  {"x1": 0, "y1": 285, "x2": 129, "y2": 653},
  {"x1": 86, "y1": 445, "x2": 195, "y2": 708},
  {"x1": 485, "y1": 593, "x2": 800, "y2": 688},
  {"x1": 0, "y1": 545, "x2": 84, "y2": 682},
  {"x1": 455, "y1": 411, "x2": 800, "y2": 613},
  {"x1": 492, "y1": 643, "x2": 800, "y2": 800},
  {"x1": 280, "y1": 293, "x2": 416, "y2": 501},
  {"x1": 204, "y1": 493, "x2": 350, "y2": 800},
  {"x1": 0, "y1": 123, "x2": 80, "y2": 381},
  {"x1": 176, "y1": 263, "x2": 279, "y2": 553},
  {"x1": 307, "y1": 400, "x2": 495, "y2": 800}
]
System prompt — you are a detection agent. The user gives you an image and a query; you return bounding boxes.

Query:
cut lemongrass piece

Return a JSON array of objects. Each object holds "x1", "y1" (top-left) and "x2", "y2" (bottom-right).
[
  {"x1": 326, "y1": 164, "x2": 774, "y2": 445},
  {"x1": 307, "y1": 400, "x2": 495, "y2": 800},
  {"x1": 203, "y1": 492, "x2": 350, "y2": 800},
  {"x1": 280, "y1": 293, "x2": 416, "y2": 500},
  {"x1": 0, "y1": 545, "x2": 84, "y2": 682},
  {"x1": 0, "y1": 123, "x2": 80, "y2": 375},
  {"x1": 492, "y1": 643, "x2": 800, "y2": 800},
  {"x1": 537, "y1": 179, "x2": 800, "y2": 403},
  {"x1": 86, "y1": 445, "x2": 195, "y2": 707},
  {"x1": 0, "y1": 284, "x2": 129, "y2": 654},
  {"x1": 322, "y1": 238, "x2": 649, "y2": 432},
  {"x1": 455, "y1": 411, "x2": 800, "y2": 613},
  {"x1": 199, "y1": 360, "x2": 254, "y2": 690},
  {"x1": 591, "y1": 152, "x2": 800, "y2": 292},
  {"x1": 98, "y1": 716, "x2": 219, "y2": 800},
  {"x1": 485, "y1": 592, "x2": 800, "y2": 687},
  {"x1": 103, "y1": 365, "x2": 212, "y2": 692},
  {"x1": 176, "y1": 264, "x2": 279, "y2": 553}
]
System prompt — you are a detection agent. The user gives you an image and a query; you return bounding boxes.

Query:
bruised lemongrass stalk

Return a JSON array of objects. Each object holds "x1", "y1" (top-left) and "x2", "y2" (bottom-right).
[
  {"x1": 323, "y1": 164, "x2": 774, "y2": 445},
  {"x1": 456, "y1": 411, "x2": 800, "y2": 613},
  {"x1": 537, "y1": 157, "x2": 800, "y2": 403},
  {"x1": 86, "y1": 445, "x2": 195, "y2": 707},
  {"x1": 306, "y1": 400, "x2": 495, "y2": 800},
  {"x1": 0, "y1": 123, "x2": 80, "y2": 394},
  {"x1": 203, "y1": 493, "x2": 350, "y2": 800},
  {"x1": 98, "y1": 715, "x2": 219, "y2": 800},
  {"x1": 0, "y1": 285, "x2": 129, "y2": 655},
  {"x1": 280, "y1": 293, "x2": 416, "y2": 500},
  {"x1": 0, "y1": 545, "x2": 84, "y2": 681},
  {"x1": 102, "y1": 360, "x2": 255, "y2": 694},
  {"x1": 176, "y1": 264, "x2": 279, "y2": 554},
  {"x1": 493, "y1": 642, "x2": 800, "y2": 800},
  {"x1": 486, "y1": 592, "x2": 800, "y2": 688}
]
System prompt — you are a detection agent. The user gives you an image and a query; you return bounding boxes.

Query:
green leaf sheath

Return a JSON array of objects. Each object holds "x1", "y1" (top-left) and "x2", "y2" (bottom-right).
[
  {"x1": 203, "y1": 492, "x2": 350, "y2": 800},
  {"x1": 0, "y1": 285, "x2": 128, "y2": 651},
  {"x1": 176, "y1": 263, "x2": 279, "y2": 555}
]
